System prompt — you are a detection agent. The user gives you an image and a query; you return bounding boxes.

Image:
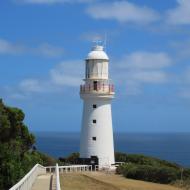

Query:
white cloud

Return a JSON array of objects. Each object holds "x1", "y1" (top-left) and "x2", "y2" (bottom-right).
[
  {"x1": 167, "y1": 0, "x2": 190, "y2": 25},
  {"x1": 2, "y1": 48, "x2": 174, "y2": 99},
  {"x1": 50, "y1": 60, "x2": 83, "y2": 86},
  {"x1": 86, "y1": 1, "x2": 160, "y2": 24},
  {"x1": 0, "y1": 39, "x2": 25, "y2": 54},
  {"x1": 0, "y1": 38, "x2": 64, "y2": 57},
  {"x1": 120, "y1": 52, "x2": 172, "y2": 70},
  {"x1": 15, "y1": 0, "x2": 95, "y2": 4},
  {"x1": 6, "y1": 60, "x2": 83, "y2": 99},
  {"x1": 126, "y1": 71, "x2": 169, "y2": 84},
  {"x1": 19, "y1": 79, "x2": 45, "y2": 92},
  {"x1": 35, "y1": 43, "x2": 64, "y2": 57},
  {"x1": 113, "y1": 51, "x2": 172, "y2": 95},
  {"x1": 2, "y1": 50, "x2": 173, "y2": 98}
]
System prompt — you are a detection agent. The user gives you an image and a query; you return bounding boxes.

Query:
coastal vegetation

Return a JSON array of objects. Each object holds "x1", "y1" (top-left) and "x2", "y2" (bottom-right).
[
  {"x1": 0, "y1": 99, "x2": 56, "y2": 189},
  {"x1": 59, "y1": 152, "x2": 80, "y2": 164},
  {"x1": 116, "y1": 152, "x2": 190, "y2": 187}
]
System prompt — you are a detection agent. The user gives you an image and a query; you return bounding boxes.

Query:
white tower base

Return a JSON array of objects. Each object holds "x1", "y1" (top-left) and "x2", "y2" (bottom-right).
[{"x1": 80, "y1": 97, "x2": 115, "y2": 167}]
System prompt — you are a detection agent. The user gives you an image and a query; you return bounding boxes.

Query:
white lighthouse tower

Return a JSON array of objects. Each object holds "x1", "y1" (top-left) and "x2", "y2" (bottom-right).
[{"x1": 80, "y1": 44, "x2": 115, "y2": 168}]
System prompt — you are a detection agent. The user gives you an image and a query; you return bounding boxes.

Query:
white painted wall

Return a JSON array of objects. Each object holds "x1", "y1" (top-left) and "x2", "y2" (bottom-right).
[
  {"x1": 80, "y1": 98, "x2": 115, "y2": 167},
  {"x1": 80, "y1": 45, "x2": 115, "y2": 168}
]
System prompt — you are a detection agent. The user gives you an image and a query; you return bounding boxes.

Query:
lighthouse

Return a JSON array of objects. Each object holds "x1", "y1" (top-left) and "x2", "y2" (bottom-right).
[{"x1": 79, "y1": 44, "x2": 115, "y2": 168}]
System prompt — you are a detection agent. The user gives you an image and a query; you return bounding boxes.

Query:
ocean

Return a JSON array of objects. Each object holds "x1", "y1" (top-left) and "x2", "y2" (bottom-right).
[{"x1": 34, "y1": 132, "x2": 190, "y2": 167}]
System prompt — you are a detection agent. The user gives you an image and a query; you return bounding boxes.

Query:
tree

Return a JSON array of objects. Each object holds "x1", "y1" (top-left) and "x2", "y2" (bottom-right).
[{"x1": 0, "y1": 100, "x2": 41, "y2": 189}]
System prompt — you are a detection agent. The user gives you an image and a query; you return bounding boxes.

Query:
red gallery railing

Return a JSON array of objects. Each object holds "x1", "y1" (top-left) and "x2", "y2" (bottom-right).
[{"x1": 80, "y1": 84, "x2": 114, "y2": 94}]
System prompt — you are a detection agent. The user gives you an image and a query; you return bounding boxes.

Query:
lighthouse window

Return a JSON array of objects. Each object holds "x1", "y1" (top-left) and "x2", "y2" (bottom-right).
[
  {"x1": 86, "y1": 63, "x2": 90, "y2": 78},
  {"x1": 93, "y1": 104, "x2": 97, "y2": 109},
  {"x1": 93, "y1": 81, "x2": 98, "y2": 91},
  {"x1": 92, "y1": 137, "x2": 96, "y2": 141},
  {"x1": 93, "y1": 119, "x2": 96, "y2": 124}
]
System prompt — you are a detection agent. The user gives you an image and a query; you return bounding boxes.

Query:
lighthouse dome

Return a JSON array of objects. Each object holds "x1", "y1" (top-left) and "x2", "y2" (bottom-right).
[{"x1": 86, "y1": 45, "x2": 109, "y2": 60}]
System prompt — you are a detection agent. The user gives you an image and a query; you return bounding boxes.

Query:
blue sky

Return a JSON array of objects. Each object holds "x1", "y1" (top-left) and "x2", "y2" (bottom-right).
[{"x1": 0, "y1": 0, "x2": 190, "y2": 132}]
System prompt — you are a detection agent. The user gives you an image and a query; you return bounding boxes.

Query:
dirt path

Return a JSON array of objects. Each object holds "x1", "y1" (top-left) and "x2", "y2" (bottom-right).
[
  {"x1": 60, "y1": 172, "x2": 182, "y2": 190},
  {"x1": 31, "y1": 174, "x2": 53, "y2": 190}
]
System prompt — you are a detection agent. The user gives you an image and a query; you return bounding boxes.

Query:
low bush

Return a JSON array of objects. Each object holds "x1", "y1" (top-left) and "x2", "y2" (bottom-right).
[
  {"x1": 117, "y1": 163, "x2": 179, "y2": 184},
  {"x1": 115, "y1": 152, "x2": 190, "y2": 184}
]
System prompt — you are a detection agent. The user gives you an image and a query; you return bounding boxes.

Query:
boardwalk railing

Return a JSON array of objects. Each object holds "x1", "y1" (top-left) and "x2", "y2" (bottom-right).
[
  {"x1": 59, "y1": 165, "x2": 92, "y2": 173},
  {"x1": 46, "y1": 165, "x2": 92, "y2": 173},
  {"x1": 9, "y1": 164, "x2": 46, "y2": 190},
  {"x1": 56, "y1": 163, "x2": 61, "y2": 190},
  {"x1": 10, "y1": 164, "x2": 92, "y2": 190}
]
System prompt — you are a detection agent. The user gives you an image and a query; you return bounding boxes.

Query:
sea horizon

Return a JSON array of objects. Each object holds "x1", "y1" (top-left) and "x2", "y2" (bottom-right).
[{"x1": 33, "y1": 131, "x2": 190, "y2": 167}]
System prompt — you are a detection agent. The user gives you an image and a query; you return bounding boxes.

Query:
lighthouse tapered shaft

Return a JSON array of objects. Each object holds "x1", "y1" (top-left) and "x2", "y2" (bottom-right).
[{"x1": 79, "y1": 45, "x2": 115, "y2": 168}]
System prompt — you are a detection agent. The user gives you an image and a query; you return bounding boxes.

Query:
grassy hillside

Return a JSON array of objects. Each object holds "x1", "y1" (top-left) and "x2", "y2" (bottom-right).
[
  {"x1": 115, "y1": 152, "x2": 190, "y2": 185},
  {"x1": 60, "y1": 172, "x2": 182, "y2": 190}
]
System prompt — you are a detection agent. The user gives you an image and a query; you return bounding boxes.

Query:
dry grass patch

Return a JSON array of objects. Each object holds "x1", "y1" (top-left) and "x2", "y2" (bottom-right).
[
  {"x1": 60, "y1": 172, "x2": 183, "y2": 190},
  {"x1": 60, "y1": 173, "x2": 118, "y2": 190}
]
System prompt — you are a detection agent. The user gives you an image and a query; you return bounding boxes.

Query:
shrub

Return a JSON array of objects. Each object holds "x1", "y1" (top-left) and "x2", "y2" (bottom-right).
[
  {"x1": 117, "y1": 163, "x2": 179, "y2": 184},
  {"x1": 115, "y1": 152, "x2": 189, "y2": 184}
]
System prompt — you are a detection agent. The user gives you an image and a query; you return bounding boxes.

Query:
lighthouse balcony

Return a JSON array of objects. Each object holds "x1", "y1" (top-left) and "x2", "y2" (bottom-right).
[{"x1": 80, "y1": 83, "x2": 115, "y2": 95}]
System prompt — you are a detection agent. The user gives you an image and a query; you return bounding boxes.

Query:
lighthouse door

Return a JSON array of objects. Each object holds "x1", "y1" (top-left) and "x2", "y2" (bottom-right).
[{"x1": 93, "y1": 81, "x2": 98, "y2": 91}]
